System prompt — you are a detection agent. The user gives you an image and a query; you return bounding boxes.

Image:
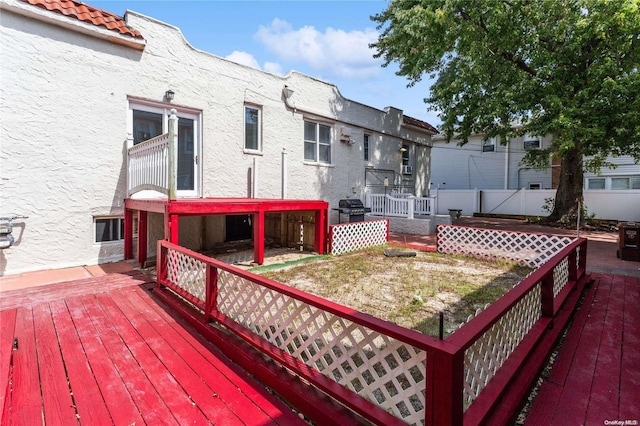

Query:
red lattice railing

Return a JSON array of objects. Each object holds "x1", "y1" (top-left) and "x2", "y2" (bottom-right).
[{"x1": 156, "y1": 227, "x2": 588, "y2": 425}]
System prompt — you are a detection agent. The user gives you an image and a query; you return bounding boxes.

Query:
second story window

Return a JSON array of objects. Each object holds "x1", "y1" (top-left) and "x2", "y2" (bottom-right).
[
  {"x1": 482, "y1": 137, "x2": 496, "y2": 152},
  {"x1": 364, "y1": 134, "x2": 370, "y2": 161},
  {"x1": 304, "y1": 120, "x2": 331, "y2": 164},
  {"x1": 244, "y1": 105, "x2": 261, "y2": 151},
  {"x1": 524, "y1": 134, "x2": 540, "y2": 149}
]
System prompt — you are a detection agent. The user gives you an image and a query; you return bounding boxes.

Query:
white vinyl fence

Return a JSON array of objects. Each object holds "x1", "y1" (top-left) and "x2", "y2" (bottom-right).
[{"x1": 431, "y1": 188, "x2": 640, "y2": 222}]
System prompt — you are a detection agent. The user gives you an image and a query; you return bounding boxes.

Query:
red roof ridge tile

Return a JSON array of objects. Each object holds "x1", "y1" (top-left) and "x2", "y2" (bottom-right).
[{"x1": 19, "y1": 0, "x2": 143, "y2": 39}]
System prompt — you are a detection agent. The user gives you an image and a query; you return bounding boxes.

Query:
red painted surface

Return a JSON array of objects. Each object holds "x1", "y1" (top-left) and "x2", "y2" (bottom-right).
[
  {"x1": 525, "y1": 273, "x2": 640, "y2": 425},
  {"x1": 125, "y1": 197, "x2": 329, "y2": 266},
  {"x1": 1, "y1": 272, "x2": 304, "y2": 425}
]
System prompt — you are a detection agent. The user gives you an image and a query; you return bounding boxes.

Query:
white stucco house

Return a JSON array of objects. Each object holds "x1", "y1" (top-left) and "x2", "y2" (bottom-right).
[{"x1": 0, "y1": 0, "x2": 437, "y2": 276}]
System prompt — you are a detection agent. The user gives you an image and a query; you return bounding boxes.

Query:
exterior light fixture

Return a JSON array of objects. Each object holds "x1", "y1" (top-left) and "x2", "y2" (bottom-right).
[
  {"x1": 165, "y1": 89, "x2": 175, "y2": 102},
  {"x1": 283, "y1": 85, "x2": 294, "y2": 99},
  {"x1": 400, "y1": 147, "x2": 407, "y2": 152}
]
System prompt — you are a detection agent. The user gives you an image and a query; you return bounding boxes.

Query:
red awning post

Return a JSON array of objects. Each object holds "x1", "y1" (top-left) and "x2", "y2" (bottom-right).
[{"x1": 253, "y1": 210, "x2": 265, "y2": 265}]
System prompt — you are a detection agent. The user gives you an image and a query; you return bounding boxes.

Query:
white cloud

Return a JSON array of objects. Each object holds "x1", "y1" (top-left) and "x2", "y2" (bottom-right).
[
  {"x1": 225, "y1": 50, "x2": 261, "y2": 69},
  {"x1": 263, "y1": 61, "x2": 284, "y2": 76},
  {"x1": 254, "y1": 18, "x2": 382, "y2": 79}
]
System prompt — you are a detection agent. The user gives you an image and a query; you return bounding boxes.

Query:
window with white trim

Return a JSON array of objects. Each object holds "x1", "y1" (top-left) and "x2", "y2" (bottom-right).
[
  {"x1": 244, "y1": 105, "x2": 261, "y2": 151},
  {"x1": 304, "y1": 120, "x2": 331, "y2": 164},
  {"x1": 94, "y1": 217, "x2": 124, "y2": 243},
  {"x1": 587, "y1": 178, "x2": 605, "y2": 189},
  {"x1": 524, "y1": 134, "x2": 541, "y2": 149},
  {"x1": 482, "y1": 137, "x2": 496, "y2": 152}
]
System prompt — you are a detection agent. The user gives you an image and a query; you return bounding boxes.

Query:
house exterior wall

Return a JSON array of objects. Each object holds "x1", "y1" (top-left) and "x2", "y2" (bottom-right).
[
  {"x1": 430, "y1": 134, "x2": 553, "y2": 191},
  {"x1": 0, "y1": 3, "x2": 434, "y2": 275}
]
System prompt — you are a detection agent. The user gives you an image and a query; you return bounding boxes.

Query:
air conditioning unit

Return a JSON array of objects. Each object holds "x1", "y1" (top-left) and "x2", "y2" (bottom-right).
[{"x1": 402, "y1": 165, "x2": 413, "y2": 175}]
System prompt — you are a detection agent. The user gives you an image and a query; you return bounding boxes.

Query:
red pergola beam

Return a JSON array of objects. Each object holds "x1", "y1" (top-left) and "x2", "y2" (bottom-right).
[{"x1": 124, "y1": 197, "x2": 328, "y2": 266}]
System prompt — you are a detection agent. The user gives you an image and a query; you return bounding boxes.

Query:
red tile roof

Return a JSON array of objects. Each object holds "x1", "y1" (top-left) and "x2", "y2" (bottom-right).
[
  {"x1": 403, "y1": 115, "x2": 439, "y2": 134},
  {"x1": 19, "y1": 0, "x2": 143, "y2": 39}
]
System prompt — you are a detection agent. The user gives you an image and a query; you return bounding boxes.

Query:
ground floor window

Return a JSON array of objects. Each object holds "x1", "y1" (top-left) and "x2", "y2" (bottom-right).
[{"x1": 94, "y1": 217, "x2": 137, "y2": 243}]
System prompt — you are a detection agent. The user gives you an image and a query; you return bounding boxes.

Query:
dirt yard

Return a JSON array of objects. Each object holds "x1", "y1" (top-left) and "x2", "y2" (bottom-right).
[{"x1": 255, "y1": 245, "x2": 532, "y2": 337}]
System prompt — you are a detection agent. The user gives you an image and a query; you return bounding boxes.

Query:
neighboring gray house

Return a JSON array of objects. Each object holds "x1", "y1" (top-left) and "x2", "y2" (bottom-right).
[
  {"x1": 0, "y1": 0, "x2": 437, "y2": 275},
  {"x1": 430, "y1": 133, "x2": 553, "y2": 191}
]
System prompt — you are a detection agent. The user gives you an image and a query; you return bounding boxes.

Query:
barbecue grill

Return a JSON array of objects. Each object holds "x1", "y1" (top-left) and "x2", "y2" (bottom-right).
[{"x1": 334, "y1": 199, "x2": 370, "y2": 223}]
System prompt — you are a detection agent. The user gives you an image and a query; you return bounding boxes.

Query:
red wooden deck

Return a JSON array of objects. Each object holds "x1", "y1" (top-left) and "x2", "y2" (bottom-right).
[
  {"x1": 525, "y1": 273, "x2": 640, "y2": 425},
  {"x1": 0, "y1": 272, "x2": 306, "y2": 425}
]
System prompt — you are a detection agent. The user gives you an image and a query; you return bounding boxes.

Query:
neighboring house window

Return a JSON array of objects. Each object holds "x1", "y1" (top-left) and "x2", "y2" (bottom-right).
[
  {"x1": 611, "y1": 177, "x2": 630, "y2": 190},
  {"x1": 528, "y1": 183, "x2": 542, "y2": 190},
  {"x1": 524, "y1": 134, "x2": 541, "y2": 149},
  {"x1": 304, "y1": 120, "x2": 331, "y2": 164},
  {"x1": 95, "y1": 217, "x2": 124, "y2": 243},
  {"x1": 244, "y1": 105, "x2": 261, "y2": 151},
  {"x1": 482, "y1": 137, "x2": 496, "y2": 152},
  {"x1": 364, "y1": 134, "x2": 370, "y2": 161},
  {"x1": 587, "y1": 178, "x2": 606, "y2": 189}
]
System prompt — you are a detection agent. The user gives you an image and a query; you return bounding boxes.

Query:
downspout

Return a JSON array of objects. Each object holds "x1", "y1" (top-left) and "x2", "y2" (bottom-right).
[
  {"x1": 281, "y1": 148, "x2": 288, "y2": 199},
  {"x1": 168, "y1": 109, "x2": 178, "y2": 200},
  {"x1": 504, "y1": 139, "x2": 509, "y2": 190},
  {"x1": 252, "y1": 157, "x2": 259, "y2": 198}
]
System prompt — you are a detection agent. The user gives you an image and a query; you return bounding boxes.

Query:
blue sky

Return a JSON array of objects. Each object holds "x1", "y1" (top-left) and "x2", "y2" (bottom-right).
[{"x1": 89, "y1": 0, "x2": 440, "y2": 127}]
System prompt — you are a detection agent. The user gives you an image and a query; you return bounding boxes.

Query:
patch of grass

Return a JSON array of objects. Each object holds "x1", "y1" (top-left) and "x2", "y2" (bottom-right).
[{"x1": 258, "y1": 245, "x2": 532, "y2": 338}]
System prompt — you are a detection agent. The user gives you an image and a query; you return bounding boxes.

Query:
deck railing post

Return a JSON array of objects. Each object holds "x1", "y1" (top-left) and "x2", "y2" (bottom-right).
[
  {"x1": 568, "y1": 246, "x2": 578, "y2": 282},
  {"x1": 157, "y1": 241, "x2": 168, "y2": 287},
  {"x1": 429, "y1": 348, "x2": 464, "y2": 426},
  {"x1": 408, "y1": 196, "x2": 415, "y2": 219},
  {"x1": 204, "y1": 264, "x2": 219, "y2": 321},
  {"x1": 541, "y1": 271, "x2": 555, "y2": 318},
  {"x1": 168, "y1": 109, "x2": 178, "y2": 200}
]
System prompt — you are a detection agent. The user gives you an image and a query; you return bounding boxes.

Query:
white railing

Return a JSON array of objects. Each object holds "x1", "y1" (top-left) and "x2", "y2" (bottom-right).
[
  {"x1": 126, "y1": 109, "x2": 178, "y2": 198},
  {"x1": 366, "y1": 193, "x2": 435, "y2": 219},
  {"x1": 127, "y1": 133, "x2": 170, "y2": 196}
]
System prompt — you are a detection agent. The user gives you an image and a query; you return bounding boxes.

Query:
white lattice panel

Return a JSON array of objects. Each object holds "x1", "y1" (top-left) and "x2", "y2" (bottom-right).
[
  {"x1": 331, "y1": 220, "x2": 388, "y2": 255},
  {"x1": 437, "y1": 225, "x2": 575, "y2": 268},
  {"x1": 463, "y1": 284, "x2": 541, "y2": 409},
  {"x1": 166, "y1": 248, "x2": 207, "y2": 303},
  {"x1": 217, "y1": 271, "x2": 427, "y2": 425},
  {"x1": 553, "y1": 257, "x2": 570, "y2": 297}
]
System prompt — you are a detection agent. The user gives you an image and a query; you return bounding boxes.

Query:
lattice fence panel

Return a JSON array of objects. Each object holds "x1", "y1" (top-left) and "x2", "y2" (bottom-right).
[
  {"x1": 217, "y1": 271, "x2": 427, "y2": 425},
  {"x1": 437, "y1": 225, "x2": 575, "y2": 268},
  {"x1": 553, "y1": 256, "x2": 570, "y2": 298},
  {"x1": 463, "y1": 283, "x2": 541, "y2": 409},
  {"x1": 166, "y1": 248, "x2": 207, "y2": 303},
  {"x1": 330, "y1": 220, "x2": 388, "y2": 256}
]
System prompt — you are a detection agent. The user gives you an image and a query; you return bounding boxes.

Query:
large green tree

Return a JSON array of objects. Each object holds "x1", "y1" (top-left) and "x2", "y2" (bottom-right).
[{"x1": 372, "y1": 0, "x2": 640, "y2": 223}]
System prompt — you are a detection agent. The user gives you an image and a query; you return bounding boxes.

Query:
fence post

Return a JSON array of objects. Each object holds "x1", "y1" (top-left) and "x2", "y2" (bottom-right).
[
  {"x1": 204, "y1": 263, "x2": 218, "y2": 322},
  {"x1": 429, "y1": 348, "x2": 464, "y2": 425},
  {"x1": 541, "y1": 271, "x2": 555, "y2": 318},
  {"x1": 168, "y1": 109, "x2": 178, "y2": 200},
  {"x1": 157, "y1": 241, "x2": 168, "y2": 287},
  {"x1": 408, "y1": 196, "x2": 415, "y2": 219},
  {"x1": 429, "y1": 196, "x2": 436, "y2": 217}
]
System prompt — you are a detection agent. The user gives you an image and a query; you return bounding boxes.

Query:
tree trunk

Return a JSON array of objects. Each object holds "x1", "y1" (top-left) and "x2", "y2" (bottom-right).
[{"x1": 548, "y1": 146, "x2": 584, "y2": 224}]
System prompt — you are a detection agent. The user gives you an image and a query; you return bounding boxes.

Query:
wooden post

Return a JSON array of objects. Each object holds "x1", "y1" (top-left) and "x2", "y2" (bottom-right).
[
  {"x1": 124, "y1": 208, "x2": 134, "y2": 259},
  {"x1": 253, "y1": 210, "x2": 265, "y2": 264},
  {"x1": 541, "y1": 272, "x2": 555, "y2": 318},
  {"x1": 314, "y1": 208, "x2": 326, "y2": 255},
  {"x1": 137, "y1": 210, "x2": 148, "y2": 267},
  {"x1": 168, "y1": 109, "x2": 178, "y2": 200},
  {"x1": 429, "y1": 348, "x2": 464, "y2": 425},
  {"x1": 204, "y1": 264, "x2": 218, "y2": 322}
]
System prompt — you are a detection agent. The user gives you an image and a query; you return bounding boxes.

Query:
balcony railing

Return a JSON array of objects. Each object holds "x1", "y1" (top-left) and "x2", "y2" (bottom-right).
[
  {"x1": 366, "y1": 193, "x2": 435, "y2": 219},
  {"x1": 126, "y1": 110, "x2": 178, "y2": 198},
  {"x1": 155, "y1": 224, "x2": 588, "y2": 425}
]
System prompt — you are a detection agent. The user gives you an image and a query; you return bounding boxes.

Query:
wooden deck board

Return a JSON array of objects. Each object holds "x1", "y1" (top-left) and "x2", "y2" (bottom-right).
[
  {"x1": 32, "y1": 303, "x2": 78, "y2": 425},
  {"x1": 619, "y1": 275, "x2": 640, "y2": 420},
  {"x1": 0, "y1": 308, "x2": 17, "y2": 422},
  {"x1": 526, "y1": 273, "x2": 640, "y2": 425},
  {"x1": 1, "y1": 273, "x2": 304, "y2": 425},
  {"x1": 117, "y1": 286, "x2": 304, "y2": 425},
  {"x1": 585, "y1": 274, "x2": 624, "y2": 424},
  {"x1": 48, "y1": 299, "x2": 113, "y2": 425}
]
